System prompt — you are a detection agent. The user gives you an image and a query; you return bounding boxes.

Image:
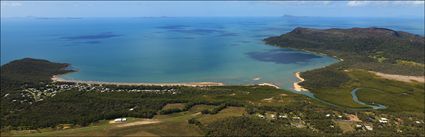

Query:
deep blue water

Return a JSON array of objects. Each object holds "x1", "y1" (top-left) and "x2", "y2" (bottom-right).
[{"x1": 1, "y1": 17, "x2": 424, "y2": 90}]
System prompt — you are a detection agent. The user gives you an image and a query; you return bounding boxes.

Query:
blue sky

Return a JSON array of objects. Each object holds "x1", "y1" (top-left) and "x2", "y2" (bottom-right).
[{"x1": 1, "y1": 1, "x2": 424, "y2": 18}]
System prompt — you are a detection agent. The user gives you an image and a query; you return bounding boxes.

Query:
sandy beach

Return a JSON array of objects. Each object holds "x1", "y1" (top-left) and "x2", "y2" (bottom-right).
[
  {"x1": 370, "y1": 71, "x2": 425, "y2": 83},
  {"x1": 52, "y1": 75, "x2": 224, "y2": 87},
  {"x1": 293, "y1": 72, "x2": 309, "y2": 92},
  {"x1": 258, "y1": 83, "x2": 280, "y2": 89}
]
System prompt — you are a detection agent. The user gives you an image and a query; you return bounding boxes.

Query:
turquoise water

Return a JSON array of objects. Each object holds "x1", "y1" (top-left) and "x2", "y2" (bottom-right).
[{"x1": 1, "y1": 17, "x2": 424, "y2": 90}]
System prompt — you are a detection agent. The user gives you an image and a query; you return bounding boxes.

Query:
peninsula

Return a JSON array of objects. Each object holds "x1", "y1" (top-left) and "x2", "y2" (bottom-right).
[{"x1": 264, "y1": 27, "x2": 424, "y2": 110}]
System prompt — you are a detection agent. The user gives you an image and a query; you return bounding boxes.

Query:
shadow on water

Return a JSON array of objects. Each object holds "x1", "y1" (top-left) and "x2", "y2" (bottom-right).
[
  {"x1": 61, "y1": 32, "x2": 122, "y2": 40},
  {"x1": 246, "y1": 49, "x2": 321, "y2": 64},
  {"x1": 60, "y1": 32, "x2": 122, "y2": 46}
]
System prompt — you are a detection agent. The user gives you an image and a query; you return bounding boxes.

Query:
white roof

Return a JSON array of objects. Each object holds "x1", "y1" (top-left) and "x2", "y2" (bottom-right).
[{"x1": 365, "y1": 126, "x2": 373, "y2": 130}]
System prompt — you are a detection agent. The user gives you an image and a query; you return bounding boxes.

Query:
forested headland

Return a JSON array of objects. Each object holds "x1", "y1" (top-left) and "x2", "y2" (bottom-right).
[
  {"x1": 265, "y1": 27, "x2": 424, "y2": 76},
  {"x1": 264, "y1": 27, "x2": 424, "y2": 115}
]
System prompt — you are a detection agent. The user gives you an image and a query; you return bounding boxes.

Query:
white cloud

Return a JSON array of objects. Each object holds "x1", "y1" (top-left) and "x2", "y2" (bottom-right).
[
  {"x1": 347, "y1": 1, "x2": 371, "y2": 7},
  {"x1": 1, "y1": 2, "x2": 22, "y2": 7},
  {"x1": 261, "y1": 1, "x2": 333, "y2": 6},
  {"x1": 347, "y1": 1, "x2": 424, "y2": 7},
  {"x1": 322, "y1": 1, "x2": 332, "y2": 5},
  {"x1": 393, "y1": 1, "x2": 425, "y2": 6}
]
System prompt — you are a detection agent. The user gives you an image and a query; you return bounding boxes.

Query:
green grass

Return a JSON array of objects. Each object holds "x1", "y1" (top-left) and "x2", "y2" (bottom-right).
[
  {"x1": 356, "y1": 88, "x2": 423, "y2": 112},
  {"x1": 3, "y1": 104, "x2": 239, "y2": 137},
  {"x1": 197, "y1": 107, "x2": 246, "y2": 125},
  {"x1": 161, "y1": 103, "x2": 185, "y2": 110},
  {"x1": 334, "y1": 121, "x2": 355, "y2": 133},
  {"x1": 311, "y1": 69, "x2": 424, "y2": 112},
  {"x1": 313, "y1": 87, "x2": 367, "y2": 108},
  {"x1": 0, "y1": 85, "x2": 349, "y2": 137}
]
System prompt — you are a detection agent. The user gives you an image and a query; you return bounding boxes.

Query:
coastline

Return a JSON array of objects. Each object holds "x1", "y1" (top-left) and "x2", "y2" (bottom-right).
[
  {"x1": 293, "y1": 72, "x2": 309, "y2": 92},
  {"x1": 52, "y1": 75, "x2": 224, "y2": 87},
  {"x1": 52, "y1": 75, "x2": 282, "y2": 88},
  {"x1": 258, "y1": 83, "x2": 280, "y2": 89}
]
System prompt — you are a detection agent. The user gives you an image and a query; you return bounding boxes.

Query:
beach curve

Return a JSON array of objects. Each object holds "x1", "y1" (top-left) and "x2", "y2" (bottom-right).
[{"x1": 293, "y1": 72, "x2": 309, "y2": 92}]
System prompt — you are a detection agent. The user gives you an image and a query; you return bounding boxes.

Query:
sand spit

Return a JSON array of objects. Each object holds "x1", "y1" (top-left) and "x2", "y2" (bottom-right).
[
  {"x1": 114, "y1": 119, "x2": 161, "y2": 128},
  {"x1": 370, "y1": 71, "x2": 424, "y2": 83},
  {"x1": 52, "y1": 75, "x2": 224, "y2": 87},
  {"x1": 258, "y1": 83, "x2": 280, "y2": 89},
  {"x1": 293, "y1": 72, "x2": 309, "y2": 92}
]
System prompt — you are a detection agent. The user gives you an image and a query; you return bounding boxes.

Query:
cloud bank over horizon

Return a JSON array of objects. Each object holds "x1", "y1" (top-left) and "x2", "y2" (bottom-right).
[{"x1": 1, "y1": 1, "x2": 424, "y2": 18}]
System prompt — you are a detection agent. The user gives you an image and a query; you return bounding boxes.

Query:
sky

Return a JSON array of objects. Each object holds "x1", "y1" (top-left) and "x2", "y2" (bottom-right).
[{"x1": 1, "y1": 1, "x2": 424, "y2": 18}]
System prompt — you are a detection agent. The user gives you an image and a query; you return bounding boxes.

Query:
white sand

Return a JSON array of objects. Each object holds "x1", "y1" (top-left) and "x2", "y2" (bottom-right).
[
  {"x1": 114, "y1": 119, "x2": 161, "y2": 128},
  {"x1": 293, "y1": 72, "x2": 309, "y2": 92},
  {"x1": 258, "y1": 83, "x2": 280, "y2": 89},
  {"x1": 52, "y1": 75, "x2": 224, "y2": 87},
  {"x1": 370, "y1": 71, "x2": 424, "y2": 83}
]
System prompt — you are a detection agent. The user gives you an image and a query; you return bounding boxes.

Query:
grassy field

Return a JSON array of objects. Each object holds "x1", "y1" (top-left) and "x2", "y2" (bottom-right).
[
  {"x1": 311, "y1": 69, "x2": 424, "y2": 112},
  {"x1": 334, "y1": 121, "x2": 355, "y2": 133},
  {"x1": 313, "y1": 87, "x2": 368, "y2": 108},
  {"x1": 3, "y1": 105, "x2": 251, "y2": 136},
  {"x1": 197, "y1": 107, "x2": 246, "y2": 125}
]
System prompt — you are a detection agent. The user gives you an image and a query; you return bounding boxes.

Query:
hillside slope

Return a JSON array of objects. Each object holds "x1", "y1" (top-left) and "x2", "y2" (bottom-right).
[{"x1": 265, "y1": 27, "x2": 425, "y2": 76}]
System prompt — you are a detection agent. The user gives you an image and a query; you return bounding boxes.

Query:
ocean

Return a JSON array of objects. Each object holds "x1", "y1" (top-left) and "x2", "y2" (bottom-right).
[{"x1": 1, "y1": 17, "x2": 424, "y2": 90}]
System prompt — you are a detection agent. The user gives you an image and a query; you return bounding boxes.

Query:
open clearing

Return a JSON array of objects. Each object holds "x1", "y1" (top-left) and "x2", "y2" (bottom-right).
[
  {"x1": 312, "y1": 70, "x2": 424, "y2": 111},
  {"x1": 371, "y1": 71, "x2": 424, "y2": 83},
  {"x1": 161, "y1": 103, "x2": 185, "y2": 110},
  {"x1": 5, "y1": 105, "x2": 248, "y2": 137}
]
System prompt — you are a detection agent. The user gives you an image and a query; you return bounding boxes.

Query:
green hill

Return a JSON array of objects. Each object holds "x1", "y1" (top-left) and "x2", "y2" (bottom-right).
[
  {"x1": 1, "y1": 58, "x2": 73, "y2": 93},
  {"x1": 265, "y1": 27, "x2": 425, "y2": 76}
]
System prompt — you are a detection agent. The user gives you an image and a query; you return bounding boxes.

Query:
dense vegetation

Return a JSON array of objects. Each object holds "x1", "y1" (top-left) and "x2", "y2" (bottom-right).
[
  {"x1": 1, "y1": 58, "x2": 74, "y2": 130},
  {"x1": 299, "y1": 64, "x2": 351, "y2": 90},
  {"x1": 204, "y1": 117, "x2": 318, "y2": 136},
  {"x1": 265, "y1": 27, "x2": 425, "y2": 112},
  {"x1": 1, "y1": 58, "x2": 73, "y2": 92},
  {"x1": 1, "y1": 55, "x2": 424, "y2": 136},
  {"x1": 265, "y1": 27, "x2": 425, "y2": 76}
]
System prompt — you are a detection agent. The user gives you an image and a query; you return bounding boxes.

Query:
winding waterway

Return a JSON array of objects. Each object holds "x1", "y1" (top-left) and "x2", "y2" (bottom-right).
[{"x1": 351, "y1": 88, "x2": 387, "y2": 109}]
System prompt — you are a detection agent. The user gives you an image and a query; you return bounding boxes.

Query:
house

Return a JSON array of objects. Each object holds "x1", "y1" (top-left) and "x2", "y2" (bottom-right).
[
  {"x1": 279, "y1": 115, "x2": 288, "y2": 119},
  {"x1": 270, "y1": 114, "x2": 276, "y2": 119},
  {"x1": 114, "y1": 118, "x2": 127, "y2": 122},
  {"x1": 292, "y1": 116, "x2": 301, "y2": 120},
  {"x1": 257, "y1": 114, "x2": 265, "y2": 119},
  {"x1": 379, "y1": 118, "x2": 388, "y2": 123},
  {"x1": 355, "y1": 124, "x2": 362, "y2": 129},
  {"x1": 365, "y1": 125, "x2": 373, "y2": 131},
  {"x1": 325, "y1": 114, "x2": 331, "y2": 117}
]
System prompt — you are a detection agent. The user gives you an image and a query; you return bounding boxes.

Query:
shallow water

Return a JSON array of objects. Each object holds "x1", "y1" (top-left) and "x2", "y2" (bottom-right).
[{"x1": 1, "y1": 17, "x2": 423, "y2": 91}]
